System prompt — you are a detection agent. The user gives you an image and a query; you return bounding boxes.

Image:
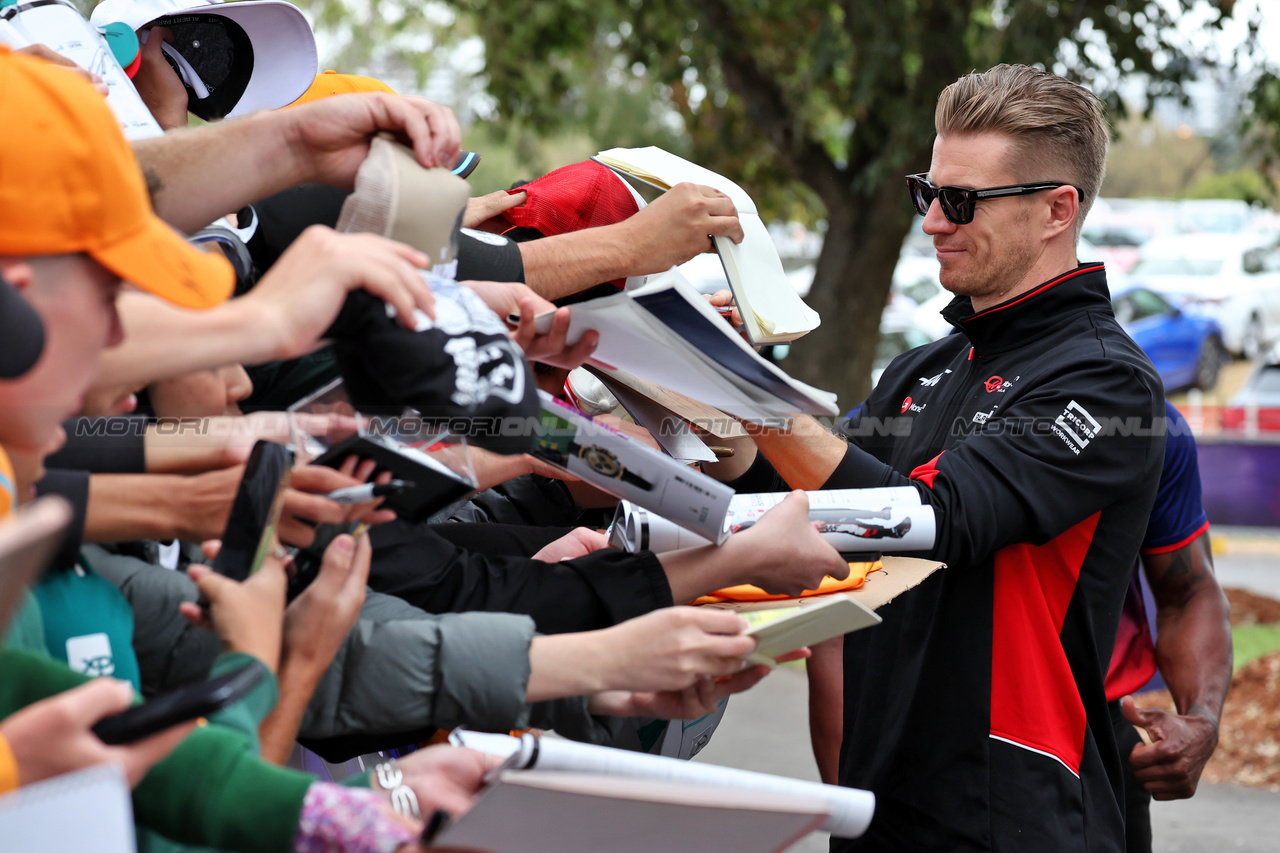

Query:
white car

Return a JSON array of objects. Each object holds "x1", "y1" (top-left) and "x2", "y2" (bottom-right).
[{"x1": 1127, "y1": 233, "x2": 1280, "y2": 358}]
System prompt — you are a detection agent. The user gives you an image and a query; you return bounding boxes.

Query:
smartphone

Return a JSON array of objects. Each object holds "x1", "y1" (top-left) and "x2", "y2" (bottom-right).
[
  {"x1": 285, "y1": 520, "x2": 360, "y2": 602},
  {"x1": 450, "y1": 150, "x2": 481, "y2": 179},
  {"x1": 211, "y1": 441, "x2": 294, "y2": 582},
  {"x1": 91, "y1": 664, "x2": 266, "y2": 745}
]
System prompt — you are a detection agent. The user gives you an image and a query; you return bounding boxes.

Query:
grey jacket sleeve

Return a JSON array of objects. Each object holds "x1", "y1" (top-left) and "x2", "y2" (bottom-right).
[
  {"x1": 298, "y1": 591, "x2": 617, "y2": 743},
  {"x1": 83, "y1": 544, "x2": 223, "y2": 697}
]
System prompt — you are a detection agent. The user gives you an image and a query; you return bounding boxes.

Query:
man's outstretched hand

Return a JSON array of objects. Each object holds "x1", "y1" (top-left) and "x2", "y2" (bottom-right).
[{"x1": 619, "y1": 183, "x2": 744, "y2": 274}]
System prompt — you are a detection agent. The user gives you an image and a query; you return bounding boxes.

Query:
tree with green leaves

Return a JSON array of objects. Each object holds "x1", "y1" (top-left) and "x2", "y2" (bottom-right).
[{"x1": 448, "y1": 0, "x2": 1270, "y2": 405}]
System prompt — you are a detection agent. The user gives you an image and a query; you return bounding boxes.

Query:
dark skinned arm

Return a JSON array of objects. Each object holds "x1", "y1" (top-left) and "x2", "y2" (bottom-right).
[{"x1": 1120, "y1": 532, "x2": 1233, "y2": 799}]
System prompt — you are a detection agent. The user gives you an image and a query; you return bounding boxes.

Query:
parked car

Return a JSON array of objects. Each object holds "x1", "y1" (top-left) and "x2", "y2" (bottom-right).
[
  {"x1": 1128, "y1": 233, "x2": 1280, "y2": 358},
  {"x1": 1112, "y1": 285, "x2": 1225, "y2": 391},
  {"x1": 1222, "y1": 346, "x2": 1280, "y2": 433}
]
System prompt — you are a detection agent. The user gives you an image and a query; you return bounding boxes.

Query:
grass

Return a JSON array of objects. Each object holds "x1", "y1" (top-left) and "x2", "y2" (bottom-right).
[{"x1": 1232, "y1": 623, "x2": 1280, "y2": 672}]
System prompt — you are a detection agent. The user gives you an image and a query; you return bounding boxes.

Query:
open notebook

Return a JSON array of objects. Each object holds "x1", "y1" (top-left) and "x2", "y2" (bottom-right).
[
  {"x1": 594, "y1": 146, "x2": 821, "y2": 344},
  {"x1": 449, "y1": 729, "x2": 875, "y2": 842},
  {"x1": 560, "y1": 268, "x2": 838, "y2": 420}
]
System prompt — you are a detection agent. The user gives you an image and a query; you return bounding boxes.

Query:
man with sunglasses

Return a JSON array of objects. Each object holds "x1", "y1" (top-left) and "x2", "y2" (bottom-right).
[{"x1": 728, "y1": 65, "x2": 1166, "y2": 852}]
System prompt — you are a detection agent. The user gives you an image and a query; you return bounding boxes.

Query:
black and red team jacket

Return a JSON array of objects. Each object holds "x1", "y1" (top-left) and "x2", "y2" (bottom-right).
[{"x1": 826, "y1": 264, "x2": 1166, "y2": 852}]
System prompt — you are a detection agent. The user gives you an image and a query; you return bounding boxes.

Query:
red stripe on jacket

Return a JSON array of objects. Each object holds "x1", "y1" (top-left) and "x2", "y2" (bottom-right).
[
  {"x1": 989, "y1": 511, "x2": 1101, "y2": 775},
  {"x1": 910, "y1": 453, "x2": 944, "y2": 488}
]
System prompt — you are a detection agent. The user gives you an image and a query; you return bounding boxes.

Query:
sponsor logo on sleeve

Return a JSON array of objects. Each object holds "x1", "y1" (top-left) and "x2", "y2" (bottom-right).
[{"x1": 1052, "y1": 400, "x2": 1102, "y2": 455}]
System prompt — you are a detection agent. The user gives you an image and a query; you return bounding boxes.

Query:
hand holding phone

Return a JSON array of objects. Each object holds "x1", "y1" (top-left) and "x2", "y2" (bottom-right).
[
  {"x1": 92, "y1": 665, "x2": 266, "y2": 745},
  {"x1": 212, "y1": 441, "x2": 294, "y2": 582},
  {"x1": 0, "y1": 679, "x2": 193, "y2": 788}
]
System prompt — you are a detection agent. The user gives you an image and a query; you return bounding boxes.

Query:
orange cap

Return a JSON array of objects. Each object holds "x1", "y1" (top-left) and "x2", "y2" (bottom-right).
[
  {"x1": 0, "y1": 48, "x2": 233, "y2": 309},
  {"x1": 289, "y1": 70, "x2": 396, "y2": 106}
]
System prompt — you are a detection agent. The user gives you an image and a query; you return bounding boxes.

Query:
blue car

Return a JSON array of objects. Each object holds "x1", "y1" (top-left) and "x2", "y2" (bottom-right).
[{"x1": 1112, "y1": 285, "x2": 1225, "y2": 391}]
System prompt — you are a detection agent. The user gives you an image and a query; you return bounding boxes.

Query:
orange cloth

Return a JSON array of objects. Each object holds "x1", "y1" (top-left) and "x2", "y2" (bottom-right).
[
  {"x1": 0, "y1": 733, "x2": 18, "y2": 792},
  {"x1": 690, "y1": 560, "x2": 881, "y2": 605},
  {"x1": 0, "y1": 48, "x2": 232, "y2": 309}
]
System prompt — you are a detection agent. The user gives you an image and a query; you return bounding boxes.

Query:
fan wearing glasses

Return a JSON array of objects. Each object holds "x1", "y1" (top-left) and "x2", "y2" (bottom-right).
[{"x1": 717, "y1": 64, "x2": 1168, "y2": 853}]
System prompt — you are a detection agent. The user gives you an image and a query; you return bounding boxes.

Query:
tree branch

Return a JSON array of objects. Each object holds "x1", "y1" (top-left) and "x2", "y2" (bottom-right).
[{"x1": 698, "y1": 0, "x2": 849, "y2": 217}]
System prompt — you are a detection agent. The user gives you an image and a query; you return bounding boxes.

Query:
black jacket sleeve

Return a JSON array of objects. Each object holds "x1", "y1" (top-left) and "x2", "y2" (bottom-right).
[
  {"x1": 824, "y1": 356, "x2": 1164, "y2": 570},
  {"x1": 45, "y1": 417, "x2": 148, "y2": 474},
  {"x1": 33, "y1": 469, "x2": 89, "y2": 567},
  {"x1": 368, "y1": 520, "x2": 673, "y2": 634}
]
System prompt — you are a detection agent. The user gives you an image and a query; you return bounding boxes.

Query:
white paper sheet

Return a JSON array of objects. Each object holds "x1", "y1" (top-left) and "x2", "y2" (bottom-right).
[{"x1": 0, "y1": 4, "x2": 164, "y2": 140}]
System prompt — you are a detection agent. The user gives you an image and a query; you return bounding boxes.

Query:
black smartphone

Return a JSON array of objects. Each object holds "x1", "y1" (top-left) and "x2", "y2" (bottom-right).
[
  {"x1": 212, "y1": 441, "x2": 294, "y2": 582},
  {"x1": 450, "y1": 150, "x2": 481, "y2": 179},
  {"x1": 285, "y1": 520, "x2": 359, "y2": 602},
  {"x1": 91, "y1": 664, "x2": 266, "y2": 745}
]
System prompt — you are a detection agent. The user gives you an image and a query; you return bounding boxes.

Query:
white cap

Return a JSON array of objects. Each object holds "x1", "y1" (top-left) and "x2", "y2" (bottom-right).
[{"x1": 90, "y1": 0, "x2": 317, "y2": 117}]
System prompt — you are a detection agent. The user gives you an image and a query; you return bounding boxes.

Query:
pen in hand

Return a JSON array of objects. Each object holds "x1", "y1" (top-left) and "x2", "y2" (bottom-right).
[{"x1": 323, "y1": 480, "x2": 411, "y2": 505}]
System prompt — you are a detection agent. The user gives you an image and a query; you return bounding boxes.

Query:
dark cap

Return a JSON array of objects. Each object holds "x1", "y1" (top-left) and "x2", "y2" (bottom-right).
[{"x1": 0, "y1": 276, "x2": 45, "y2": 379}]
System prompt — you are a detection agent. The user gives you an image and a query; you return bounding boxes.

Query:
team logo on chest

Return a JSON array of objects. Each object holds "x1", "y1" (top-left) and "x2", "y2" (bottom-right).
[
  {"x1": 984, "y1": 375, "x2": 1017, "y2": 393},
  {"x1": 918, "y1": 369, "x2": 952, "y2": 387}
]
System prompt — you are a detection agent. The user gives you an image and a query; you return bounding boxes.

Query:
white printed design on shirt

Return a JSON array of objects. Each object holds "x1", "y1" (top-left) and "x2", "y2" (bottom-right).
[
  {"x1": 1053, "y1": 400, "x2": 1102, "y2": 455},
  {"x1": 66, "y1": 633, "x2": 115, "y2": 677}
]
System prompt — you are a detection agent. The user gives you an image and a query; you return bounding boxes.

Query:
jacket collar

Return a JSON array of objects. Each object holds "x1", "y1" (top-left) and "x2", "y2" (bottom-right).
[{"x1": 941, "y1": 263, "x2": 1110, "y2": 357}]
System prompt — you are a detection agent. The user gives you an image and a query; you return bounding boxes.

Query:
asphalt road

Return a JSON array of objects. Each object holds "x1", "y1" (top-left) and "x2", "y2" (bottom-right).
[{"x1": 693, "y1": 546, "x2": 1280, "y2": 853}]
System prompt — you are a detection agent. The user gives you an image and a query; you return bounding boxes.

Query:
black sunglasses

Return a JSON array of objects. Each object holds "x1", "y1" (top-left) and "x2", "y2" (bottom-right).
[{"x1": 905, "y1": 173, "x2": 1079, "y2": 225}]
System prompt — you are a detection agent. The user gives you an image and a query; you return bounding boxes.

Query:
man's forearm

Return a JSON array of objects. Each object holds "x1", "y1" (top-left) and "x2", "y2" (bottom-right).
[
  {"x1": 93, "y1": 293, "x2": 278, "y2": 395},
  {"x1": 656, "y1": 532, "x2": 781, "y2": 604},
  {"x1": 526, "y1": 633, "x2": 611, "y2": 702},
  {"x1": 259, "y1": 660, "x2": 326, "y2": 765},
  {"x1": 748, "y1": 416, "x2": 849, "y2": 490},
  {"x1": 84, "y1": 474, "x2": 188, "y2": 543},
  {"x1": 518, "y1": 225, "x2": 639, "y2": 301},
  {"x1": 85, "y1": 471, "x2": 233, "y2": 544},
  {"x1": 1149, "y1": 537, "x2": 1233, "y2": 722},
  {"x1": 132, "y1": 112, "x2": 309, "y2": 233},
  {"x1": 144, "y1": 420, "x2": 245, "y2": 474},
  {"x1": 1154, "y1": 590, "x2": 1233, "y2": 721}
]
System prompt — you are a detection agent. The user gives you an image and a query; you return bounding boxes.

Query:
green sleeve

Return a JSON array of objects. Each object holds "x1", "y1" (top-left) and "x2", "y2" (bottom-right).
[
  {"x1": 340, "y1": 770, "x2": 372, "y2": 788},
  {"x1": 0, "y1": 649, "x2": 312, "y2": 853},
  {"x1": 1, "y1": 591, "x2": 48, "y2": 656},
  {"x1": 132, "y1": 722, "x2": 312, "y2": 853},
  {"x1": 203, "y1": 652, "x2": 278, "y2": 752}
]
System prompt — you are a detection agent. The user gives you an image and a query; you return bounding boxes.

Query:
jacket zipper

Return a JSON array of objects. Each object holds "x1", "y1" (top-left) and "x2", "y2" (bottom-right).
[{"x1": 919, "y1": 349, "x2": 981, "y2": 459}]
